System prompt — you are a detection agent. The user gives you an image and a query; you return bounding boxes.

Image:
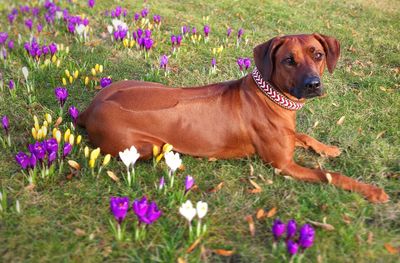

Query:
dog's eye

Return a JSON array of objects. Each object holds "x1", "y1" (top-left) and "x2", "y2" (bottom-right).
[
  {"x1": 314, "y1": 52, "x2": 324, "y2": 61},
  {"x1": 284, "y1": 57, "x2": 296, "y2": 66}
]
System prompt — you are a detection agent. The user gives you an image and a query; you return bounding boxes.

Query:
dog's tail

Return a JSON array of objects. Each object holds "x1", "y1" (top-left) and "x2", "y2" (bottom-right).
[{"x1": 77, "y1": 108, "x2": 88, "y2": 127}]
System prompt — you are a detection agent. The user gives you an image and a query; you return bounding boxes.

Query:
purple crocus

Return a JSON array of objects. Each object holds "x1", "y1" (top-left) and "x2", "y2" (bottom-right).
[
  {"x1": 69, "y1": 106, "x2": 79, "y2": 125},
  {"x1": 2, "y1": 115, "x2": 9, "y2": 134},
  {"x1": 134, "y1": 13, "x2": 140, "y2": 21},
  {"x1": 159, "y1": 176, "x2": 165, "y2": 189},
  {"x1": 7, "y1": 40, "x2": 14, "y2": 50},
  {"x1": 137, "y1": 28, "x2": 143, "y2": 38},
  {"x1": 110, "y1": 196, "x2": 130, "y2": 224},
  {"x1": 144, "y1": 38, "x2": 153, "y2": 51},
  {"x1": 181, "y1": 25, "x2": 189, "y2": 35},
  {"x1": 153, "y1": 15, "x2": 161, "y2": 24},
  {"x1": 203, "y1": 25, "x2": 210, "y2": 37},
  {"x1": 141, "y1": 8, "x2": 149, "y2": 18},
  {"x1": 185, "y1": 175, "x2": 195, "y2": 192},
  {"x1": 299, "y1": 224, "x2": 315, "y2": 249},
  {"x1": 8, "y1": 79, "x2": 14, "y2": 90},
  {"x1": 88, "y1": 0, "x2": 95, "y2": 8},
  {"x1": 238, "y1": 28, "x2": 244, "y2": 39},
  {"x1": 286, "y1": 219, "x2": 297, "y2": 239},
  {"x1": 37, "y1": 23, "x2": 43, "y2": 33},
  {"x1": 237, "y1": 58, "x2": 244, "y2": 71},
  {"x1": 272, "y1": 219, "x2": 286, "y2": 239},
  {"x1": 54, "y1": 87, "x2": 68, "y2": 107},
  {"x1": 44, "y1": 138, "x2": 58, "y2": 154},
  {"x1": 132, "y1": 196, "x2": 162, "y2": 225},
  {"x1": 48, "y1": 151, "x2": 57, "y2": 166},
  {"x1": 24, "y1": 19, "x2": 33, "y2": 31},
  {"x1": 244, "y1": 58, "x2": 251, "y2": 70},
  {"x1": 63, "y1": 143, "x2": 72, "y2": 158},
  {"x1": 42, "y1": 45, "x2": 49, "y2": 56},
  {"x1": 159, "y1": 55, "x2": 168, "y2": 70},
  {"x1": 100, "y1": 77, "x2": 112, "y2": 88},
  {"x1": 144, "y1": 29, "x2": 151, "y2": 38},
  {"x1": 227, "y1": 28, "x2": 232, "y2": 37},
  {"x1": 49, "y1": 42, "x2": 57, "y2": 56},
  {"x1": 8, "y1": 14, "x2": 16, "y2": 24},
  {"x1": 192, "y1": 27, "x2": 197, "y2": 35},
  {"x1": 287, "y1": 240, "x2": 299, "y2": 255},
  {"x1": 176, "y1": 35, "x2": 182, "y2": 46},
  {"x1": 211, "y1": 58, "x2": 216, "y2": 68},
  {"x1": 30, "y1": 142, "x2": 47, "y2": 161},
  {"x1": 171, "y1": 35, "x2": 177, "y2": 46},
  {"x1": 15, "y1": 152, "x2": 30, "y2": 170},
  {"x1": 0, "y1": 32, "x2": 8, "y2": 45}
]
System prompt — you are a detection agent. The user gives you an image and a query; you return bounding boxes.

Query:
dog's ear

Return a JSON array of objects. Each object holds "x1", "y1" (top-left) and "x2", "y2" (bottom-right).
[
  {"x1": 253, "y1": 37, "x2": 285, "y2": 81},
  {"x1": 313, "y1": 33, "x2": 340, "y2": 74}
]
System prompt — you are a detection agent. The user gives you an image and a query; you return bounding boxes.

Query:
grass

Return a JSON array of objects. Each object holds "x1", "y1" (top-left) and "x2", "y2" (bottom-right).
[{"x1": 0, "y1": 0, "x2": 399, "y2": 262}]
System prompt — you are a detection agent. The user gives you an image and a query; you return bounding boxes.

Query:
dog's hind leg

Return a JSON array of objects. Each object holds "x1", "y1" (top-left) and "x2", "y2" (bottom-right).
[{"x1": 295, "y1": 133, "x2": 341, "y2": 157}]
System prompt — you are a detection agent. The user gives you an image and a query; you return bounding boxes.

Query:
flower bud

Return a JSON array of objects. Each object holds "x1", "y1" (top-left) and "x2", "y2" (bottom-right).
[
  {"x1": 65, "y1": 69, "x2": 70, "y2": 77},
  {"x1": 32, "y1": 127, "x2": 37, "y2": 139},
  {"x1": 73, "y1": 70, "x2": 79, "y2": 79},
  {"x1": 90, "y1": 147, "x2": 100, "y2": 161},
  {"x1": 55, "y1": 130, "x2": 62, "y2": 143},
  {"x1": 45, "y1": 113, "x2": 52, "y2": 124},
  {"x1": 153, "y1": 145, "x2": 160, "y2": 157},
  {"x1": 69, "y1": 134, "x2": 75, "y2": 146},
  {"x1": 62, "y1": 78, "x2": 67, "y2": 86},
  {"x1": 102, "y1": 154, "x2": 111, "y2": 166},
  {"x1": 99, "y1": 65, "x2": 103, "y2": 73},
  {"x1": 84, "y1": 76, "x2": 89, "y2": 86},
  {"x1": 84, "y1": 146, "x2": 89, "y2": 158},
  {"x1": 91, "y1": 68, "x2": 96, "y2": 76},
  {"x1": 64, "y1": 128, "x2": 71, "y2": 142},
  {"x1": 89, "y1": 159, "x2": 95, "y2": 168},
  {"x1": 76, "y1": 135, "x2": 82, "y2": 145}
]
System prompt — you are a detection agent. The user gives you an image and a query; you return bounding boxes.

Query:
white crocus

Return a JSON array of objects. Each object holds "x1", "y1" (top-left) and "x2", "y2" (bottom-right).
[
  {"x1": 22, "y1": 67, "x2": 29, "y2": 82},
  {"x1": 164, "y1": 151, "x2": 182, "y2": 173},
  {"x1": 118, "y1": 145, "x2": 140, "y2": 186},
  {"x1": 111, "y1": 19, "x2": 128, "y2": 30},
  {"x1": 196, "y1": 201, "x2": 208, "y2": 219},
  {"x1": 75, "y1": 24, "x2": 85, "y2": 37},
  {"x1": 179, "y1": 200, "x2": 197, "y2": 223}
]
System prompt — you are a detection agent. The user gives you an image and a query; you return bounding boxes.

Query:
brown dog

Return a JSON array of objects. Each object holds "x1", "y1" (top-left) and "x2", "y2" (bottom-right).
[{"x1": 78, "y1": 34, "x2": 388, "y2": 203}]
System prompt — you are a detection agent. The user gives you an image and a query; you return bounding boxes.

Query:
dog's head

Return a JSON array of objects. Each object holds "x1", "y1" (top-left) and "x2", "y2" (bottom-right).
[{"x1": 253, "y1": 34, "x2": 340, "y2": 99}]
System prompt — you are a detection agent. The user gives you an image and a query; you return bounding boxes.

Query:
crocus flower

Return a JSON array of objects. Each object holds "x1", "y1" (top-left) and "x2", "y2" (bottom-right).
[
  {"x1": 144, "y1": 38, "x2": 153, "y2": 51},
  {"x1": 153, "y1": 15, "x2": 161, "y2": 24},
  {"x1": 185, "y1": 175, "x2": 195, "y2": 192},
  {"x1": 48, "y1": 151, "x2": 57, "y2": 166},
  {"x1": 110, "y1": 196, "x2": 130, "y2": 224},
  {"x1": 8, "y1": 80, "x2": 14, "y2": 90},
  {"x1": 238, "y1": 28, "x2": 244, "y2": 39},
  {"x1": 100, "y1": 77, "x2": 112, "y2": 88},
  {"x1": 287, "y1": 240, "x2": 299, "y2": 255},
  {"x1": 30, "y1": 142, "x2": 46, "y2": 161},
  {"x1": 211, "y1": 58, "x2": 216, "y2": 68},
  {"x1": 181, "y1": 25, "x2": 189, "y2": 35},
  {"x1": 227, "y1": 28, "x2": 232, "y2": 37},
  {"x1": 15, "y1": 152, "x2": 29, "y2": 169},
  {"x1": 164, "y1": 151, "x2": 182, "y2": 173},
  {"x1": 8, "y1": 14, "x2": 16, "y2": 24},
  {"x1": 54, "y1": 87, "x2": 68, "y2": 107},
  {"x1": 272, "y1": 219, "x2": 286, "y2": 239},
  {"x1": 196, "y1": 201, "x2": 208, "y2": 219},
  {"x1": 24, "y1": 19, "x2": 33, "y2": 31},
  {"x1": 179, "y1": 200, "x2": 197, "y2": 223},
  {"x1": 49, "y1": 43, "x2": 57, "y2": 55},
  {"x1": 203, "y1": 25, "x2": 210, "y2": 37},
  {"x1": 133, "y1": 197, "x2": 162, "y2": 224},
  {"x1": 37, "y1": 23, "x2": 43, "y2": 33},
  {"x1": 0, "y1": 32, "x2": 8, "y2": 45},
  {"x1": 170, "y1": 35, "x2": 177, "y2": 46},
  {"x1": 299, "y1": 224, "x2": 315, "y2": 249},
  {"x1": 159, "y1": 176, "x2": 165, "y2": 189},
  {"x1": 176, "y1": 35, "x2": 182, "y2": 46},
  {"x1": 2, "y1": 115, "x2": 9, "y2": 134},
  {"x1": 44, "y1": 138, "x2": 58, "y2": 154},
  {"x1": 244, "y1": 58, "x2": 251, "y2": 70},
  {"x1": 159, "y1": 55, "x2": 168, "y2": 69},
  {"x1": 192, "y1": 27, "x2": 197, "y2": 35},
  {"x1": 88, "y1": 0, "x2": 95, "y2": 8},
  {"x1": 69, "y1": 106, "x2": 79, "y2": 125},
  {"x1": 141, "y1": 8, "x2": 149, "y2": 18},
  {"x1": 7, "y1": 40, "x2": 14, "y2": 50},
  {"x1": 144, "y1": 29, "x2": 151, "y2": 38},
  {"x1": 63, "y1": 143, "x2": 72, "y2": 158},
  {"x1": 134, "y1": 13, "x2": 140, "y2": 21},
  {"x1": 237, "y1": 58, "x2": 244, "y2": 71},
  {"x1": 119, "y1": 145, "x2": 140, "y2": 168},
  {"x1": 286, "y1": 219, "x2": 297, "y2": 239}
]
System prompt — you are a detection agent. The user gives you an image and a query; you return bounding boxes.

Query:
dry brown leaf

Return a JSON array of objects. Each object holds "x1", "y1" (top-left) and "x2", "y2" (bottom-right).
[
  {"x1": 256, "y1": 209, "x2": 265, "y2": 219},
  {"x1": 24, "y1": 184, "x2": 36, "y2": 191},
  {"x1": 74, "y1": 228, "x2": 86, "y2": 236},
  {"x1": 179, "y1": 164, "x2": 185, "y2": 171},
  {"x1": 384, "y1": 243, "x2": 399, "y2": 254},
  {"x1": 247, "y1": 188, "x2": 262, "y2": 194},
  {"x1": 213, "y1": 249, "x2": 235, "y2": 256},
  {"x1": 274, "y1": 168, "x2": 282, "y2": 175},
  {"x1": 55, "y1": 117, "x2": 62, "y2": 127},
  {"x1": 209, "y1": 182, "x2": 224, "y2": 193},
  {"x1": 332, "y1": 102, "x2": 339, "y2": 107},
  {"x1": 336, "y1": 116, "x2": 345, "y2": 125},
  {"x1": 68, "y1": 160, "x2": 81, "y2": 170},
  {"x1": 308, "y1": 219, "x2": 335, "y2": 231},
  {"x1": 313, "y1": 121, "x2": 320, "y2": 128},
  {"x1": 367, "y1": 232, "x2": 373, "y2": 245},
  {"x1": 249, "y1": 164, "x2": 254, "y2": 177},
  {"x1": 376, "y1": 131, "x2": 386, "y2": 139},
  {"x1": 342, "y1": 214, "x2": 352, "y2": 225},
  {"x1": 245, "y1": 215, "x2": 255, "y2": 236},
  {"x1": 106, "y1": 171, "x2": 120, "y2": 182},
  {"x1": 266, "y1": 207, "x2": 278, "y2": 218},
  {"x1": 266, "y1": 179, "x2": 273, "y2": 185},
  {"x1": 208, "y1": 157, "x2": 217, "y2": 162},
  {"x1": 177, "y1": 257, "x2": 187, "y2": 263},
  {"x1": 249, "y1": 179, "x2": 261, "y2": 190},
  {"x1": 186, "y1": 238, "x2": 201, "y2": 253},
  {"x1": 325, "y1": 173, "x2": 333, "y2": 184}
]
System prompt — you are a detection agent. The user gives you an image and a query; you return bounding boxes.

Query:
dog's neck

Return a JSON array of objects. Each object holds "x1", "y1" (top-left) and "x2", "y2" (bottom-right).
[{"x1": 251, "y1": 67, "x2": 304, "y2": 111}]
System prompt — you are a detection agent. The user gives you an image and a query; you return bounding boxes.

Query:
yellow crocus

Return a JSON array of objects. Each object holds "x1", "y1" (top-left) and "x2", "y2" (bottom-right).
[
  {"x1": 32, "y1": 127, "x2": 37, "y2": 140},
  {"x1": 69, "y1": 134, "x2": 75, "y2": 146},
  {"x1": 73, "y1": 70, "x2": 79, "y2": 79},
  {"x1": 62, "y1": 78, "x2": 67, "y2": 86},
  {"x1": 43, "y1": 120, "x2": 48, "y2": 128},
  {"x1": 84, "y1": 146, "x2": 89, "y2": 158},
  {"x1": 69, "y1": 76, "x2": 73, "y2": 84},
  {"x1": 89, "y1": 159, "x2": 95, "y2": 168},
  {"x1": 45, "y1": 113, "x2": 52, "y2": 124},
  {"x1": 102, "y1": 154, "x2": 111, "y2": 166},
  {"x1": 55, "y1": 130, "x2": 62, "y2": 143},
  {"x1": 37, "y1": 129, "x2": 43, "y2": 140},
  {"x1": 91, "y1": 68, "x2": 96, "y2": 76},
  {"x1": 99, "y1": 65, "x2": 103, "y2": 73},
  {"x1": 90, "y1": 147, "x2": 100, "y2": 161},
  {"x1": 84, "y1": 76, "x2": 89, "y2": 86},
  {"x1": 65, "y1": 69, "x2": 70, "y2": 77},
  {"x1": 162, "y1": 143, "x2": 173, "y2": 153},
  {"x1": 155, "y1": 153, "x2": 164, "y2": 163},
  {"x1": 76, "y1": 135, "x2": 82, "y2": 145},
  {"x1": 51, "y1": 55, "x2": 57, "y2": 63},
  {"x1": 95, "y1": 64, "x2": 100, "y2": 72},
  {"x1": 153, "y1": 145, "x2": 160, "y2": 157},
  {"x1": 123, "y1": 38, "x2": 129, "y2": 48},
  {"x1": 129, "y1": 40, "x2": 135, "y2": 48},
  {"x1": 64, "y1": 128, "x2": 71, "y2": 142},
  {"x1": 41, "y1": 126, "x2": 48, "y2": 137},
  {"x1": 52, "y1": 128, "x2": 57, "y2": 138}
]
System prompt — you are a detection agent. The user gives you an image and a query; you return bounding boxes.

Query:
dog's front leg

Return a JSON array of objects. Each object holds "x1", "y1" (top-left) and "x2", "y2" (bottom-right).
[{"x1": 295, "y1": 133, "x2": 341, "y2": 157}]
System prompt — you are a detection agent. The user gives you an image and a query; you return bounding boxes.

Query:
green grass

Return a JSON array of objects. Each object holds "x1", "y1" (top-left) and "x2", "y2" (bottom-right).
[{"x1": 1, "y1": 0, "x2": 399, "y2": 262}]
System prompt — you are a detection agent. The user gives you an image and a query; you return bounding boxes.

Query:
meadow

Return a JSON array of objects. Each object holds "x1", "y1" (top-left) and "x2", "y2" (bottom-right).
[{"x1": 0, "y1": 0, "x2": 399, "y2": 262}]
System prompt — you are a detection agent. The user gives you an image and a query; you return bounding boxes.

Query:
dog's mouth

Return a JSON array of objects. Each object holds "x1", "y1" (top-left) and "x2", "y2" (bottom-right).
[{"x1": 289, "y1": 86, "x2": 325, "y2": 99}]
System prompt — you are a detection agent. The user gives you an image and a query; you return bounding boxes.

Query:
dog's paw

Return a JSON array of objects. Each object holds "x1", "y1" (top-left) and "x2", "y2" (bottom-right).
[
  {"x1": 364, "y1": 187, "x2": 390, "y2": 204},
  {"x1": 321, "y1": 146, "x2": 341, "y2": 158}
]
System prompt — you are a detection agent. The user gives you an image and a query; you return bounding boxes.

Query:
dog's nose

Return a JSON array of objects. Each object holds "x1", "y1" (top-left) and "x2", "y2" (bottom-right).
[{"x1": 304, "y1": 77, "x2": 321, "y2": 89}]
